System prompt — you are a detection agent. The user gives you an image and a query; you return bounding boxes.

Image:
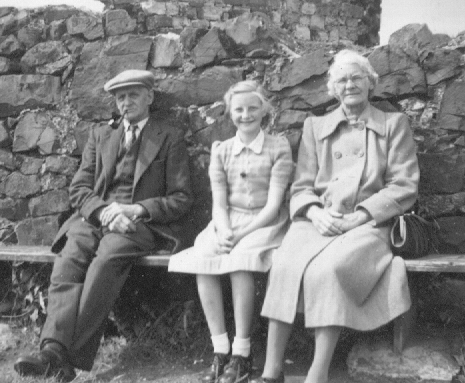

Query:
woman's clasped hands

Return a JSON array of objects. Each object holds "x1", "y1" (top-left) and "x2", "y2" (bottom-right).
[{"x1": 306, "y1": 205, "x2": 371, "y2": 236}]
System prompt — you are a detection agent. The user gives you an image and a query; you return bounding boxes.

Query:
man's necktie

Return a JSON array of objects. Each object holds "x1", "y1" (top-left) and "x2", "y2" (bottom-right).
[{"x1": 126, "y1": 125, "x2": 138, "y2": 150}]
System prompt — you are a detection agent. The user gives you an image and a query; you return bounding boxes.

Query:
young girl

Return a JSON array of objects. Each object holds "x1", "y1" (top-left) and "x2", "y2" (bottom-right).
[{"x1": 169, "y1": 80, "x2": 293, "y2": 383}]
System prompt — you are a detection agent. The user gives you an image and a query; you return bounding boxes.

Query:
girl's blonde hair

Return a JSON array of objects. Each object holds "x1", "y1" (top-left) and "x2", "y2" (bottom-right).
[
  {"x1": 327, "y1": 49, "x2": 379, "y2": 98},
  {"x1": 223, "y1": 80, "x2": 271, "y2": 115}
]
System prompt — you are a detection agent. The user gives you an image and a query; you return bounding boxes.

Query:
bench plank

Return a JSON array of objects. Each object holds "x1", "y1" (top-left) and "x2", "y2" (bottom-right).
[
  {"x1": 404, "y1": 253, "x2": 465, "y2": 272},
  {"x1": 0, "y1": 246, "x2": 171, "y2": 267}
]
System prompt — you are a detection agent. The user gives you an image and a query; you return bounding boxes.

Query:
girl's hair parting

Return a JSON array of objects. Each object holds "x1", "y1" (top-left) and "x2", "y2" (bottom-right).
[{"x1": 223, "y1": 80, "x2": 272, "y2": 115}]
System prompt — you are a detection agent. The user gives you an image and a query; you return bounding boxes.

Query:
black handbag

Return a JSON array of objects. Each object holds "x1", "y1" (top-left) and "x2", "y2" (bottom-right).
[{"x1": 390, "y1": 212, "x2": 439, "y2": 259}]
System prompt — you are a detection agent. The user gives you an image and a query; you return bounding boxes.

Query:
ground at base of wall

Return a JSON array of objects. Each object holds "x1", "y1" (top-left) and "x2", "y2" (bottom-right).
[{"x1": 0, "y1": 320, "x2": 359, "y2": 383}]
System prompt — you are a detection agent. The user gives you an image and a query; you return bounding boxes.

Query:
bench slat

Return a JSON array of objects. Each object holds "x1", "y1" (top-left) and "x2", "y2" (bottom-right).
[
  {"x1": 0, "y1": 246, "x2": 171, "y2": 267},
  {"x1": 404, "y1": 253, "x2": 465, "y2": 272}
]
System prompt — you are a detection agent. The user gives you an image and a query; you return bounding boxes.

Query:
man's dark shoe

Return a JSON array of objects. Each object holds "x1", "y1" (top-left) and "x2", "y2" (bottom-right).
[
  {"x1": 249, "y1": 372, "x2": 285, "y2": 383},
  {"x1": 200, "y1": 353, "x2": 230, "y2": 383},
  {"x1": 14, "y1": 343, "x2": 76, "y2": 382},
  {"x1": 218, "y1": 354, "x2": 253, "y2": 383}
]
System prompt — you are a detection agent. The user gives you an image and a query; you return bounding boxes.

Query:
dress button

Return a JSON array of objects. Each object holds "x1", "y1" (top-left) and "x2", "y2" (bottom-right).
[
  {"x1": 356, "y1": 122, "x2": 365, "y2": 131},
  {"x1": 326, "y1": 201, "x2": 332, "y2": 207},
  {"x1": 334, "y1": 151, "x2": 342, "y2": 159},
  {"x1": 358, "y1": 151, "x2": 365, "y2": 158}
]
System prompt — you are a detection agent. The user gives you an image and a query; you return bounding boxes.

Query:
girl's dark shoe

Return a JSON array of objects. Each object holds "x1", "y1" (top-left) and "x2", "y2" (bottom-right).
[
  {"x1": 218, "y1": 354, "x2": 253, "y2": 383},
  {"x1": 250, "y1": 372, "x2": 285, "y2": 383},
  {"x1": 201, "y1": 353, "x2": 230, "y2": 383}
]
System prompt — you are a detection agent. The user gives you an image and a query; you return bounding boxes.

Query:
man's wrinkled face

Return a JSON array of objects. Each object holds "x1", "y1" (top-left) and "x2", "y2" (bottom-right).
[{"x1": 114, "y1": 85, "x2": 154, "y2": 124}]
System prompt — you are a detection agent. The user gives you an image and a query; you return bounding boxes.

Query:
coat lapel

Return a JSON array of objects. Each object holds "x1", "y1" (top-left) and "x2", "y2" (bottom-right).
[
  {"x1": 102, "y1": 124, "x2": 124, "y2": 181},
  {"x1": 133, "y1": 116, "x2": 166, "y2": 189}
]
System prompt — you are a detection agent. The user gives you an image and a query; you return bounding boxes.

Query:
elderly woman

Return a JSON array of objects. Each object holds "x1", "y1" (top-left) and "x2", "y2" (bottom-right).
[{"x1": 252, "y1": 49, "x2": 419, "y2": 383}]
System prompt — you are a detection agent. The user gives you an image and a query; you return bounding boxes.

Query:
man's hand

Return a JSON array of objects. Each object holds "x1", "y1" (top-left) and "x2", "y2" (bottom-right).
[
  {"x1": 306, "y1": 205, "x2": 344, "y2": 236},
  {"x1": 107, "y1": 213, "x2": 137, "y2": 234},
  {"x1": 99, "y1": 202, "x2": 144, "y2": 226}
]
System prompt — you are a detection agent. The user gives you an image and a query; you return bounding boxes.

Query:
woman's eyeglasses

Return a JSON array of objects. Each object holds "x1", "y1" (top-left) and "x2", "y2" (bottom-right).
[{"x1": 335, "y1": 74, "x2": 368, "y2": 86}]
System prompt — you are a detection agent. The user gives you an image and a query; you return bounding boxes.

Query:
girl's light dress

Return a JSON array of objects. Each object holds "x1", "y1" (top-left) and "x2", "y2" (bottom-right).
[{"x1": 168, "y1": 130, "x2": 293, "y2": 275}]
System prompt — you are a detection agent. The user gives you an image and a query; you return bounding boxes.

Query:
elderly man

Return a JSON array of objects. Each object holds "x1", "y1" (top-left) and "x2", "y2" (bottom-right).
[{"x1": 14, "y1": 70, "x2": 193, "y2": 381}]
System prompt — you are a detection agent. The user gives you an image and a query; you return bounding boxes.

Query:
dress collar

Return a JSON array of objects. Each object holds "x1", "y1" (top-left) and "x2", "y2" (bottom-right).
[
  {"x1": 318, "y1": 104, "x2": 386, "y2": 141},
  {"x1": 232, "y1": 129, "x2": 265, "y2": 155}
]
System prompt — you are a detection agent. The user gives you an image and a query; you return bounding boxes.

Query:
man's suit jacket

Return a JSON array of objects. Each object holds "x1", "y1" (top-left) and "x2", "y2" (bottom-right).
[{"x1": 52, "y1": 112, "x2": 193, "y2": 254}]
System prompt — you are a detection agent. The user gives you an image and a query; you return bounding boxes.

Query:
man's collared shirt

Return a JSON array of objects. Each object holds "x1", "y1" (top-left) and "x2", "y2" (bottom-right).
[{"x1": 123, "y1": 117, "x2": 149, "y2": 148}]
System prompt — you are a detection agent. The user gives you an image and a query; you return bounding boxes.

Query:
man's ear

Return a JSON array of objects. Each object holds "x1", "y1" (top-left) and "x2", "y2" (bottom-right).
[{"x1": 147, "y1": 89, "x2": 155, "y2": 105}]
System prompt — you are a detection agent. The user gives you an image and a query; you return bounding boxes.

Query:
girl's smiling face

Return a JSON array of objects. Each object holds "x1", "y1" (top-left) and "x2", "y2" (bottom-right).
[{"x1": 229, "y1": 92, "x2": 266, "y2": 142}]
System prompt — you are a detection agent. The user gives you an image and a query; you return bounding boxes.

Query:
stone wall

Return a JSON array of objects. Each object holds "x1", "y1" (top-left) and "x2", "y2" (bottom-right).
[
  {"x1": 98, "y1": 0, "x2": 381, "y2": 46},
  {"x1": 0, "y1": 4, "x2": 465, "y2": 256}
]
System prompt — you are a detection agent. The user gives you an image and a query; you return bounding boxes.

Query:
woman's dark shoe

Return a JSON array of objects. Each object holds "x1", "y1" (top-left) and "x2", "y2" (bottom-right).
[
  {"x1": 218, "y1": 354, "x2": 253, "y2": 383},
  {"x1": 200, "y1": 353, "x2": 230, "y2": 383},
  {"x1": 250, "y1": 372, "x2": 285, "y2": 383},
  {"x1": 14, "y1": 342, "x2": 76, "y2": 382}
]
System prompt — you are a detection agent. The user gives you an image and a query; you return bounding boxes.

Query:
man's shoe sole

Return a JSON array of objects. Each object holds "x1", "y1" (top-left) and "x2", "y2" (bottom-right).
[{"x1": 14, "y1": 356, "x2": 50, "y2": 377}]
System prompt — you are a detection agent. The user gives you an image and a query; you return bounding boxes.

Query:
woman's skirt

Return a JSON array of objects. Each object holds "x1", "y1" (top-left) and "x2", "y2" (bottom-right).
[
  {"x1": 261, "y1": 219, "x2": 411, "y2": 331},
  {"x1": 168, "y1": 205, "x2": 289, "y2": 275}
]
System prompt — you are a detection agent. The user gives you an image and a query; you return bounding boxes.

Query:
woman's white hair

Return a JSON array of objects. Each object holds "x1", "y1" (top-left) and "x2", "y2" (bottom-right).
[
  {"x1": 223, "y1": 80, "x2": 271, "y2": 115},
  {"x1": 327, "y1": 49, "x2": 379, "y2": 98}
]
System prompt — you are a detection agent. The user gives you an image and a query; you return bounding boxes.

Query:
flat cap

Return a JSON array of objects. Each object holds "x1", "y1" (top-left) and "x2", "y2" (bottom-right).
[{"x1": 104, "y1": 69, "x2": 155, "y2": 93}]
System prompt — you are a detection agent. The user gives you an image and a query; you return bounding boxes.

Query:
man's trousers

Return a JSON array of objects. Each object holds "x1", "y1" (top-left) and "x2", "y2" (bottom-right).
[{"x1": 40, "y1": 218, "x2": 159, "y2": 371}]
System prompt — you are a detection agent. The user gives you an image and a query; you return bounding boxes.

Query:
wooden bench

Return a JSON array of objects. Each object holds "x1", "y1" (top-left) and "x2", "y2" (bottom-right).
[
  {"x1": 393, "y1": 253, "x2": 465, "y2": 353},
  {"x1": 0, "y1": 245, "x2": 171, "y2": 267},
  {"x1": 1, "y1": 246, "x2": 458, "y2": 354}
]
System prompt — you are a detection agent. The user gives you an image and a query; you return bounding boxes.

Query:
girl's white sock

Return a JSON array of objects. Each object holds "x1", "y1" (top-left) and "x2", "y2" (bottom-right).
[
  {"x1": 211, "y1": 332, "x2": 230, "y2": 355},
  {"x1": 232, "y1": 336, "x2": 251, "y2": 357}
]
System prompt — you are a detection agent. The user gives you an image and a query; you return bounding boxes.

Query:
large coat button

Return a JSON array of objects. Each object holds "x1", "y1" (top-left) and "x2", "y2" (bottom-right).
[{"x1": 334, "y1": 151, "x2": 342, "y2": 159}]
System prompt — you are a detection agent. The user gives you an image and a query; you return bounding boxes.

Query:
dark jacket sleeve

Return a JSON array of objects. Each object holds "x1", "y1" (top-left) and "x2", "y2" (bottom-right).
[
  {"x1": 68, "y1": 126, "x2": 107, "y2": 225},
  {"x1": 137, "y1": 128, "x2": 193, "y2": 223}
]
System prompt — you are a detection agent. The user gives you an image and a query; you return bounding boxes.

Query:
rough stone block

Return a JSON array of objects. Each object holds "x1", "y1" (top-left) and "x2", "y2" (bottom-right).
[
  {"x1": 17, "y1": 22, "x2": 45, "y2": 50},
  {"x1": 3, "y1": 173, "x2": 40, "y2": 198},
  {"x1": 347, "y1": 332, "x2": 459, "y2": 383},
  {"x1": 267, "y1": 50, "x2": 330, "y2": 91},
  {"x1": 301, "y1": 3, "x2": 316, "y2": 15},
  {"x1": 0, "y1": 121, "x2": 11, "y2": 147},
  {"x1": 16, "y1": 216, "x2": 60, "y2": 246},
  {"x1": 156, "y1": 65, "x2": 243, "y2": 107},
  {"x1": 150, "y1": 33, "x2": 182, "y2": 68},
  {"x1": 43, "y1": 5, "x2": 80, "y2": 23},
  {"x1": 19, "y1": 156, "x2": 44, "y2": 175},
  {"x1": 418, "y1": 152, "x2": 465, "y2": 194},
  {"x1": 43, "y1": 155, "x2": 79, "y2": 176},
  {"x1": 69, "y1": 36, "x2": 152, "y2": 120},
  {"x1": 141, "y1": 1, "x2": 168, "y2": 15},
  {"x1": 275, "y1": 110, "x2": 310, "y2": 132},
  {"x1": 20, "y1": 41, "x2": 72, "y2": 75},
  {"x1": 0, "y1": 197, "x2": 28, "y2": 221},
  {"x1": 66, "y1": 14, "x2": 104, "y2": 41},
  {"x1": 0, "y1": 75, "x2": 62, "y2": 118},
  {"x1": 13, "y1": 111, "x2": 57, "y2": 153},
  {"x1": 29, "y1": 189, "x2": 70, "y2": 217},
  {"x1": 0, "y1": 149, "x2": 15, "y2": 170},
  {"x1": 40, "y1": 172, "x2": 67, "y2": 192},
  {"x1": 421, "y1": 49, "x2": 462, "y2": 86},
  {"x1": 202, "y1": 4, "x2": 224, "y2": 21},
  {"x1": 389, "y1": 23, "x2": 434, "y2": 61},
  {"x1": 0, "y1": 34, "x2": 22, "y2": 57},
  {"x1": 192, "y1": 27, "x2": 228, "y2": 67},
  {"x1": 105, "y1": 9, "x2": 137, "y2": 36},
  {"x1": 294, "y1": 25, "x2": 310, "y2": 40},
  {"x1": 310, "y1": 14, "x2": 325, "y2": 30},
  {"x1": 146, "y1": 14, "x2": 173, "y2": 29},
  {"x1": 437, "y1": 81, "x2": 465, "y2": 131}
]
